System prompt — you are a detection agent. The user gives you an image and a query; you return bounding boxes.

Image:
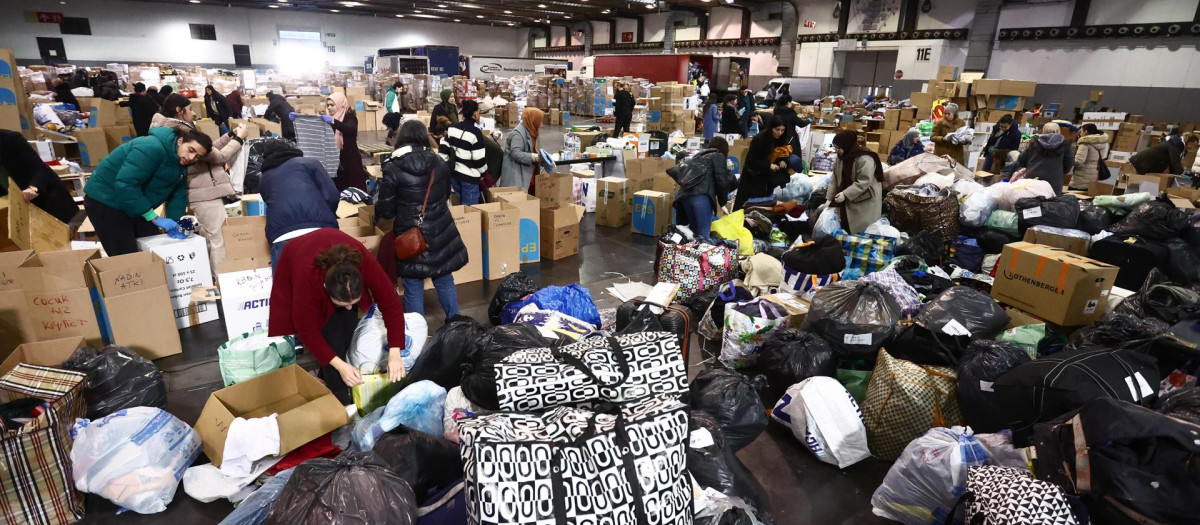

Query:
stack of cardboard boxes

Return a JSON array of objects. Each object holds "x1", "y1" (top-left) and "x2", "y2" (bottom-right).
[
  {"x1": 869, "y1": 108, "x2": 917, "y2": 156},
  {"x1": 0, "y1": 49, "x2": 36, "y2": 140},
  {"x1": 971, "y1": 79, "x2": 1037, "y2": 123},
  {"x1": 646, "y1": 83, "x2": 695, "y2": 134}
]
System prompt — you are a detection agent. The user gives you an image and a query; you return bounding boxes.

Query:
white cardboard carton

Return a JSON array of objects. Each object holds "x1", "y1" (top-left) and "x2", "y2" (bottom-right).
[{"x1": 137, "y1": 234, "x2": 218, "y2": 328}]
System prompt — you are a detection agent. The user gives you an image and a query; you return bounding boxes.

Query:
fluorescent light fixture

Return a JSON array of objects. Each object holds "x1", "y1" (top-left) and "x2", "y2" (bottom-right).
[
  {"x1": 538, "y1": 3, "x2": 546, "y2": 6},
  {"x1": 340, "y1": 1, "x2": 363, "y2": 7},
  {"x1": 330, "y1": 9, "x2": 340, "y2": 12},
  {"x1": 601, "y1": 8, "x2": 610, "y2": 13},
  {"x1": 564, "y1": 15, "x2": 571, "y2": 18},
  {"x1": 454, "y1": 18, "x2": 461, "y2": 22},
  {"x1": 396, "y1": 14, "x2": 403, "y2": 17},
  {"x1": 477, "y1": 14, "x2": 484, "y2": 18},
  {"x1": 413, "y1": 10, "x2": 422, "y2": 13},
  {"x1": 438, "y1": 3, "x2": 447, "y2": 7},
  {"x1": 504, "y1": 10, "x2": 512, "y2": 13},
  {"x1": 644, "y1": 2, "x2": 654, "y2": 7},
  {"x1": 268, "y1": 4, "x2": 279, "y2": 7},
  {"x1": 189, "y1": 0, "x2": 200, "y2": 3}
]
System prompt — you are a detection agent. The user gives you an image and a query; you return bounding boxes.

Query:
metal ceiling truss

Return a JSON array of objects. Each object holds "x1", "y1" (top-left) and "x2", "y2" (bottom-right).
[{"x1": 997, "y1": 22, "x2": 1200, "y2": 41}]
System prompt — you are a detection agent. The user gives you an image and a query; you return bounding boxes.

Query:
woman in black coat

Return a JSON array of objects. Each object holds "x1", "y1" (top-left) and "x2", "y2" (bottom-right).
[
  {"x1": 203, "y1": 85, "x2": 232, "y2": 133},
  {"x1": 0, "y1": 129, "x2": 80, "y2": 225},
  {"x1": 734, "y1": 116, "x2": 790, "y2": 210},
  {"x1": 264, "y1": 91, "x2": 296, "y2": 140},
  {"x1": 670, "y1": 136, "x2": 735, "y2": 239},
  {"x1": 376, "y1": 120, "x2": 467, "y2": 319},
  {"x1": 719, "y1": 94, "x2": 744, "y2": 136}
]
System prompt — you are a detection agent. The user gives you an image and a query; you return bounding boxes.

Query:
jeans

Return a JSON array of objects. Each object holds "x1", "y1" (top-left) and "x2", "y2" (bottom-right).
[
  {"x1": 451, "y1": 178, "x2": 481, "y2": 205},
  {"x1": 403, "y1": 273, "x2": 460, "y2": 319},
  {"x1": 785, "y1": 154, "x2": 805, "y2": 173},
  {"x1": 680, "y1": 194, "x2": 714, "y2": 239},
  {"x1": 270, "y1": 239, "x2": 293, "y2": 273}
]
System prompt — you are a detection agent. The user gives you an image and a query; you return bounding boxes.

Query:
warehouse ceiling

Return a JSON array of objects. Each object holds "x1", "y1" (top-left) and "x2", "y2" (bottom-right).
[{"x1": 145, "y1": 0, "x2": 776, "y2": 27}]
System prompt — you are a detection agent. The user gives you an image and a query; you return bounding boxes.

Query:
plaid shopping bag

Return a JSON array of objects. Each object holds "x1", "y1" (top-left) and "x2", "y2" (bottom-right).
[
  {"x1": 779, "y1": 267, "x2": 840, "y2": 301},
  {"x1": 0, "y1": 364, "x2": 88, "y2": 525},
  {"x1": 861, "y1": 349, "x2": 962, "y2": 460},
  {"x1": 657, "y1": 241, "x2": 738, "y2": 301},
  {"x1": 833, "y1": 231, "x2": 896, "y2": 275}
]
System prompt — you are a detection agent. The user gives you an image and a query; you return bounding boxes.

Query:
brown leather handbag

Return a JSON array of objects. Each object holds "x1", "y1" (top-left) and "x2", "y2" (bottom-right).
[{"x1": 393, "y1": 170, "x2": 435, "y2": 260}]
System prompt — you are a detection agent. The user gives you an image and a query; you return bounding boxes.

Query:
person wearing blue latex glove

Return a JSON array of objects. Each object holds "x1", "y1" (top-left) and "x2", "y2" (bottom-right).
[
  {"x1": 288, "y1": 111, "x2": 296, "y2": 121},
  {"x1": 83, "y1": 127, "x2": 213, "y2": 256},
  {"x1": 321, "y1": 114, "x2": 333, "y2": 124}
]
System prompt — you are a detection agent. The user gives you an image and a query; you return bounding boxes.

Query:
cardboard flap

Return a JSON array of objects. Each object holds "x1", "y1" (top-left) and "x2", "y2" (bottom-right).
[
  {"x1": 0, "y1": 336, "x2": 89, "y2": 378},
  {"x1": 217, "y1": 257, "x2": 271, "y2": 274},
  {"x1": 88, "y1": 252, "x2": 169, "y2": 297},
  {"x1": 20, "y1": 249, "x2": 100, "y2": 291}
]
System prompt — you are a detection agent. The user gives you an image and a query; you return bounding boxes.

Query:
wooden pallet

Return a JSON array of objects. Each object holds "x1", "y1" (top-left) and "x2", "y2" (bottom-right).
[{"x1": 358, "y1": 142, "x2": 392, "y2": 155}]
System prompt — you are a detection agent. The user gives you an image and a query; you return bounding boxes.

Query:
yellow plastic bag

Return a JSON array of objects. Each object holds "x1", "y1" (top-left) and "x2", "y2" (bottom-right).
[
  {"x1": 712, "y1": 209, "x2": 754, "y2": 256},
  {"x1": 351, "y1": 374, "x2": 390, "y2": 416}
]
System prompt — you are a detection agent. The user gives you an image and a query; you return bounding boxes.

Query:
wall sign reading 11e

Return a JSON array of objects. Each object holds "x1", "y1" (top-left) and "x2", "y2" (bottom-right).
[{"x1": 916, "y1": 47, "x2": 932, "y2": 61}]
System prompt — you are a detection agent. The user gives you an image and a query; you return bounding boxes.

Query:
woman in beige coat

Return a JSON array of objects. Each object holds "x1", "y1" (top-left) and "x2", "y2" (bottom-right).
[
  {"x1": 930, "y1": 102, "x2": 966, "y2": 164},
  {"x1": 1070, "y1": 123, "x2": 1110, "y2": 190},
  {"x1": 827, "y1": 130, "x2": 883, "y2": 234},
  {"x1": 151, "y1": 94, "x2": 249, "y2": 273}
]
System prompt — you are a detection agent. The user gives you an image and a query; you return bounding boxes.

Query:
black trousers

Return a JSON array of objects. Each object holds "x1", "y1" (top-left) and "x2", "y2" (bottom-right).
[
  {"x1": 613, "y1": 118, "x2": 631, "y2": 137},
  {"x1": 83, "y1": 196, "x2": 161, "y2": 257},
  {"x1": 318, "y1": 306, "x2": 359, "y2": 405}
]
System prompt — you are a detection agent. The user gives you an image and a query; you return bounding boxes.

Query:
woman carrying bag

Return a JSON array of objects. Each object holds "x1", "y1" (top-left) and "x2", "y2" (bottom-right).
[{"x1": 377, "y1": 120, "x2": 467, "y2": 319}]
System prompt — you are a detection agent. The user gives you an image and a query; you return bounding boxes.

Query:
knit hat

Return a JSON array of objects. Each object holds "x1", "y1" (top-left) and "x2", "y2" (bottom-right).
[
  {"x1": 944, "y1": 102, "x2": 960, "y2": 115},
  {"x1": 832, "y1": 130, "x2": 859, "y2": 151}
]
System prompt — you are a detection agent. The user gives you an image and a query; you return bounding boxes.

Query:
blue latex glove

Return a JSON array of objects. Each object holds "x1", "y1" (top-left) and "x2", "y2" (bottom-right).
[
  {"x1": 321, "y1": 114, "x2": 334, "y2": 124},
  {"x1": 152, "y1": 217, "x2": 186, "y2": 239},
  {"x1": 288, "y1": 111, "x2": 296, "y2": 121}
]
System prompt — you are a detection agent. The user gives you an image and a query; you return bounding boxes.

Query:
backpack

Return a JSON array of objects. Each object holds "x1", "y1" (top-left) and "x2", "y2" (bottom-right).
[{"x1": 668, "y1": 158, "x2": 709, "y2": 191}]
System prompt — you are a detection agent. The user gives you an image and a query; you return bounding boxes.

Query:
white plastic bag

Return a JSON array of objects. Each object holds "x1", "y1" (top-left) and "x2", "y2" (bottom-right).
[
  {"x1": 442, "y1": 386, "x2": 480, "y2": 444},
  {"x1": 34, "y1": 103, "x2": 64, "y2": 127},
  {"x1": 913, "y1": 172, "x2": 955, "y2": 189},
  {"x1": 997, "y1": 179, "x2": 1055, "y2": 212},
  {"x1": 812, "y1": 206, "x2": 841, "y2": 241},
  {"x1": 401, "y1": 312, "x2": 428, "y2": 371},
  {"x1": 870, "y1": 426, "x2": 993, "y2": 525},
  {"x1": 951, "y1": 178, "x2": 984, "y2": 198},
  {"x1": 864, "y1": 217, "x2": 902, "y2": 240},
  {"x1": 349, "y1": 308, "x2": 427, "y2": 374},
  {"x1": 770, "y1": 377, "x2": 870, "y2": 468},
  {"x1": 71, "y1": 407, "x2": 202, "y2": 514},
  {"x1": 960, "y1": 191, "x2": 998, "y2": 228}
]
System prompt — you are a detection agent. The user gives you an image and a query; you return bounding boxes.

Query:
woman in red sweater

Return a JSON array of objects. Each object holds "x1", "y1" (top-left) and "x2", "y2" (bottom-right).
[{"x1": 268, "y1": 228, "x2": 406, "y2": 404}]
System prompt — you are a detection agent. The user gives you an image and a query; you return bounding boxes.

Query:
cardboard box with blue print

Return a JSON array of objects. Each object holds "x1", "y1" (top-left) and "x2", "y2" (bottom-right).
[
  {"x1": 495, "y1": 192, "x2": 541, "y2": 263},
  {"x1": 73, "y1": 127, "x2": 110, "y2": 167},
  {"x1": 469, "y1": 202, "x2": 520, "y2": 281},
  {"x1": 217, "y1": 257, "x2": 273, "y2": 339},
  {"x1": 631, "y1": 190, "x2": 673, "y2": 236},
  {"x1": 990, "y1": 242, "x2": 1119, "y2": 327},
  {"x1": 84, "y1": 252, "x2": 182, "y2": 359}
]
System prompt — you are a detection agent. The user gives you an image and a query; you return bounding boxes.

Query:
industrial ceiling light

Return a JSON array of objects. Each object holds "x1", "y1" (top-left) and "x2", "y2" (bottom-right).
[
  {"x1": 268, "y1": 4, "x2": 279, "y2": 7},
  {"x1": 724, "y1": 0, "x2": 734, "y2": 3},
  {"x1": 438, "y1": 3, "x2": 447, "y2": 6},
  {"x1": 340, "y1": 1, "x2": 364, "y2": 7},
  {"x1": 413, "y1": 10, "x2": 422, "y2": 13},
  {"x1": 189, "y1": 0, "x2": 200, "y2": 3},
  {"x1": 396, "y1": 14, "x2": 403, "y2": 17},
  {"x1": 602, "y1": 8, "x2": 610, "y2": 13},
  {"x1": 477, "y1": 14, "x2": 484, "y2": 18},
  {"x1": 645, "y1": 2, "x2": 654, "y2": 8},
  {"x1": 504, "y1": 10, "x2": 512, "y2": 13},
  {"x1": 538, "y1": 3, "x2": 547, "y2": 7},
  {"x1": 454, "y1": 18, "x2": 460, "y2": 21},
  {"x1": 331, "y1": 9, "x2": 340, "y2": 12}
]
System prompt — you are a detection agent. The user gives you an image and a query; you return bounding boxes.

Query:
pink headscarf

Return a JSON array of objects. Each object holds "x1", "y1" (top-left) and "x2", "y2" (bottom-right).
[{"x1": 327, "y1": 93, "x2": 349, "y2": 150}]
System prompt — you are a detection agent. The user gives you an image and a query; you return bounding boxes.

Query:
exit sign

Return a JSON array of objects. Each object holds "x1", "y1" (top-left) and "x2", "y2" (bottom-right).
[
  {"x1": 36, "y1": 11, "x2": 64, "y2": 24},
  {"x1": 803, "y1": 20, "x2": 817, "y2": 29},
  {"x1": 621, "y1": 32, "x2": 634, "y2": 43}
]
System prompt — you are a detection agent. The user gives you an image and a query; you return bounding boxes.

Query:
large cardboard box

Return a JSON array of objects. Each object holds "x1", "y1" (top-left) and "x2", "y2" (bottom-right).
[
  {"x1": 7, "y1": 180, "x2": 70, "y2": 253},
  {"x1": 469, "y1": 202, "x2": 520, "y2": 280},
  {"x1": 102, "y1": 124, "x2": 136, "y2": 151},
  {"x1": 250, "y1": 118, "x2": 282, "y2": 137},
  {"x1": 7, "y1": 249, "x2": 104, "y2": 346},
  {"x1": 1000, "y1": 80, "x2": 1037, "y2": 97},
  {"x1": 0, "y1": 336, "x2": 90, "y2": 380},
  {"x1": 541, "y1": 204, "x2": 585, "y2": 260},
  {"x1": 595, "y1": 177, "x2": 631, "y2": 228},
  {"x1": 0, "y1": 250, "x2": 36, "y2": 355},
  {"x1": 1021, "y1": 228, "x2": 1089, "y2": 257},
  {"x1": 74, "y1": 127, "x2": 110, "y2": 167},
  {"x1": 762, "y1": 293, "x2": 811, "y2": 329},
  {"x1": 195, "y1": 120, "x2": 222, "y2": 143},
  {"x1": 496, "y1": 193, "x2": 541, "y2": 263},
  {"x1": 85, "y1": 252, "x2": 181, "y2": 359},
  {"x1": 137, "y1": 234, "x2": 218, "y2": 328},
  {"x1": 241, "y1": 194, "x2": 266, "y2": 216},
  {"x1": 194, "y1": 365, "x2": 350, "y2": 468},
  {"x1": 990, "y1": 242, "x2": 1119, "y2": 326},
  {"x1": 217, "y1": 257, "x2": 273, "y2": 338},
  {"x1": 339, "y1": 225, "x2": 383, "y2": 255},
  {"x1": 632, "y1": 190, "x2": 673, "y2": 236},
  {"x1": 449, "y1": 205, "x2": 482, "y2": 284},
  {"x1": 484, "y1": 186, "x2": 525, "y2": 203},
  {"x1": 535, "y1": 172, "x2": 574, "y2": 208},
  {"x1": 80, "y1": 97, "x2": 128, "y2": 128},
  {"x1": 935, "y1": 65, "x2": 960, "y2": 82},
  {"x1": 222, "y1": 216, "x2": 270, "y2": 262}
]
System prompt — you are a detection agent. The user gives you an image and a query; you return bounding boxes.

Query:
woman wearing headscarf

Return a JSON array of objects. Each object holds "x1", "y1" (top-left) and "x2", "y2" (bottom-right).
[
  {"x1": 204, "y1": 85, "x2": 231, "y2": 134},
  {"x1": 887, "y1": 128, "x2": 924, "y2": 165},
  {"x1": 827, "y1": 130, "x2": 883, "y2": 234},
  {"x1": 324, "y1": 92, "x2": 369, "y2": 192},
  {"x1": 930, "y1": 102, "x2": 967, "y2": 164},
  {"x1": 773, "y1": 94, "x2": 811, "y2": 171},
  {"x1": 430, "y1": 89, "x2": 459, "y2": 126},
  {"x1": 499, "y1": 108, "x2": 543, "y2": 191},
  {"x1": 733, "y1": 116, "x2": 790, "y2": 210},
  {"x1": 1015, "y1": 123, "x2": 1074, "y2": 196}
]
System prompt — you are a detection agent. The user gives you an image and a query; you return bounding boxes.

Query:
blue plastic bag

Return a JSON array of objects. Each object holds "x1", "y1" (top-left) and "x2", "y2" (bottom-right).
[
  {"x1": 352, "y1": 380, "x2": 447, "y2": 451},
  {"x1": 500, "y1": 284, "x2": 601, "y2": 327},
  {"x1": 218, "y1": 467, "x2": 295, "y2": 525}
]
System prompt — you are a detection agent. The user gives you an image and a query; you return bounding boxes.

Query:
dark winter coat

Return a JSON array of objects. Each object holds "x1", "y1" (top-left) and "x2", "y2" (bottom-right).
[
  {"x1": 259, "y1": 154, "x2": 340, "y2": 243},
  {"x1": 773, "y1": 105, "x2": 810, "y2": 152},
  {"x1": 331, "y1": 111, "x2": 368, "y2": 191},
  {"x1": 614, "y1": 90, "x2": 635, "y2": 123},
  {"x1": 205, "y1": 92, "x2": 231, "y2": 125},
  {"x1": 1017, "y1": 133, "x2": 1074, "y2": 196},
  {"x1": 377, "y1": 143, "x2": 468, "y2": 279},
  {"x1": 735, "y1": 132, "x2": 789, "y2": 209},
  {"x1": 125, "y1": 93, "x2": 159, "y2": 137},
  {"x1": 264, "y1": 93, "x2": 296, "y2": 139},
  {"x1": 888, "y1": 137, "x2": 924, "y2": 165},
  {"x1": 1130, "y1": 140, "x2": 1186, "y2": 175},
  {"x1": 672, "y1": 148, "x2": 735, "y2": 225},
  {"x1": 720, "y1": 104, "x2": 744, "y2": 135},
  {"x1": 0, "y1": 129, "x2": 79, "y2": 224}
]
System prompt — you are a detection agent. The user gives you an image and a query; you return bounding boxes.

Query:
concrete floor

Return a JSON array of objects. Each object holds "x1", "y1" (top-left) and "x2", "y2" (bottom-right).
[{"x1": 76, "y1": 123, "x2": 895, "y2": 524}]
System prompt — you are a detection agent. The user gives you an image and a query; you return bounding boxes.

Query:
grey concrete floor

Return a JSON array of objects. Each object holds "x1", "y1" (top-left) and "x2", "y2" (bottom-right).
[{"x1": 77, "y1": 123, "x2": 894, "y2": 524}]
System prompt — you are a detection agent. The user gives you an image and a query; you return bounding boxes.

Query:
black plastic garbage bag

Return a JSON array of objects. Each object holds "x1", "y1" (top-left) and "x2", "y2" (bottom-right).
[
  {"x1": 1072, "y1": 313, "x2": 1171, "y2": 353},
  {"x1": 781, "y1": 235, "x2": 845, "y2": 275},
  {"x1": 61, "y1": 345, "x2": 166, "y2": 419},
  {"x1": 1186, "y1": 213, "x2": 1200, "y2": 249},
  {"x1": 688, "y1": 410, "x2": 769, "y2": 513},
  {"x1": 1156, "y1": 387, "x2": 1200, "y2": 425},
  {"x1": 916, "y1": 286, "x2": 1009, "y2": 344},
  {"x1": 263, "y1": 452, "x2": 417, "y2": 525},
  {"x1": 687, "y1": 286, "x2": 720, "y2": 320},
  {"x1": 744, "y1": 328, "x2": 837, "y2": 407},
  {"x1": 802, "y1": 281, "x2": 902, "y2": 360},
  {"x1": 974, "y1": 227, "x2": 1020, "y2": 255},
  {"x1": 1166, "y1": 238, "x2": 1200, "y2": 286},
  {"x1": 895, "y1": 230, "x2": 945, "y2": 266},
  {"x1": 1076, "y1": 202, "x2": 1113, "y2": 235},
  {"x1": 689, "y1": 369, "x2": 768, "y2": 452},
  {"x1": 371, "y1": 426, "x2": 463, "y2": 505},
  {"x1": 1015, "y1": 195, "x2": 1080, "y2": 231},
  {"x1": 956, "y1": 340, "x2": 1032, "y2": 433},
  {"x1": 405, "y1": 315, "x2": 484, "y2": 390},
  {"x1": 487, "y1": 272, "x2": 537, "y2": 326},
  {"x1": 898, "y1": 269, "x2": 953, "y2": 297},
  {"x1": 708, "y1": 283, "x2": 755, "y2": 325},
  {"x1": 460, "y1": 324, "x2": 553, "y2": 410},
  {"x1": 1107, "y1": 199, "x2": 1192, "y2": 241}
]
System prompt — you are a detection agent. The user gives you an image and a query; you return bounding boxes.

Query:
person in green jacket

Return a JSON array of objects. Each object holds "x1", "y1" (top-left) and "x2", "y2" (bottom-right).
[{"x1": 83, "y1": 126, "x2": 213, "y2": 256}]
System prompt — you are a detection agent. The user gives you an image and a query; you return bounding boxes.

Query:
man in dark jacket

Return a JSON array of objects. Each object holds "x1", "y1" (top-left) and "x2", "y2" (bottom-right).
[
  {"x1": 264, "y1": 91, "x2": 297, "y2": 140},
  {"x1": 0, "y1": 129, "x2": 81, "y2": 225},
  {"x1": 739, "y1": 86, "x2": 756, "y2": 132},
  {"x1": 613, "y1": 81, "x2": 635, "y2": 136},
  {"x1": 1130, "y1": 134, "x2": 1197, "y2": 175},
  {"x1": 123, "y1": 83, "x2": 160, "y2": 137},
  {"x1": 982, "y1": 114, "x2": 1021, "y2": 173},
  {"x1": 258, "y1": 141, "x2": 339, "y2": 268}
]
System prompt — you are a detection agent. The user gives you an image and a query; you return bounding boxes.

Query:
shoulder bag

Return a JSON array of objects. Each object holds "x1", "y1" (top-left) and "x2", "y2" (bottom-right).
[{"x1": 394, "y1": 170, "x2": 435, "y2": 260}]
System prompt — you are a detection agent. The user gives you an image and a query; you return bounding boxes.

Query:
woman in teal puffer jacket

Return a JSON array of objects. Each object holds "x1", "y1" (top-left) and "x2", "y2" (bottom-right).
[{"x1": 83, "y1": 126, "x2": 213, "y2": 256}]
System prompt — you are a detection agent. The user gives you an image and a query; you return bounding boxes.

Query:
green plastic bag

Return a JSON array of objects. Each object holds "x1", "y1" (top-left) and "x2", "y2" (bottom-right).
[
  {"x1": 837, "y1": 368, "x2": 872, "y2": 403},
  {"x1": 218, "y1": 330, "x2": 297, "y2": 386},
  {"x1": 995, "y1": 323, "x2": 1045, "y2": 359},
  {"x1": 712, "y1": 209, "x2": 755, "y2": 256},
  {"x1": 984, "y1": 209, "x2": 1019, "y2": 236},
  {"x1": 351, "y1": 374, "x2": 391, "y2": 416},
  {"x1": 917, "y1": 121, "x2": 934, "y2": 137}
]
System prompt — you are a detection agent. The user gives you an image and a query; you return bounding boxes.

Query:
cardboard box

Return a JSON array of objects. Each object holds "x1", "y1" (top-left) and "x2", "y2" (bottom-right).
[
  {"x1": 595, "y1": 177, "x2": 631, "y2": 228},
  {"x1": 990, "y1": 242, "x2": 1119, "y2": 326},
  {"x1": 632, "y1": 190, "x2": 673, "y2": 236},
  {"x1": 935, "y1": 65, "x2": 960, "y2": 82},
  {"x1": 74, "y1": 127, "x2": 110, "y2": 166},
  {"x1": 651, "y1": 173, "x2": 679, "y2": 195},
  {"x1": 469, "y1": 202, "x2": 520, "y2": 280},
  {"x1": 1121, "y1": 173, "x2": 1174, "y2": 194},
  {"x1": 216, "y1": 257, "x2": 273, "y2": 338},
  {"x1": 85, "y1": 252, "x2": 181, "y2": 359},
  {"x1": 137, "y1": 234, "x2": 218, "y2": 329},
  {"x1": 7, "y1": 249, "x2": 104, "y2": 345},
  {"x1": 339, "y1": 225, "x2": 383, "y2": 255},
  {"x1": 250, "y1": 118, "x2": 282, "y2": 137},
  {"x1": 0, "y1": 336, "x2": 89, "y2": 380},
  {"x1": 449, "y1": 205, "x2": 482, "y2": 285},
  {"x1": 242, "y1": 194, "x2": 266, "y2": 216},
  {"x1": 222, "y1": 216, "x2": 270, "y2": 262},
  {"x1": 194, "y1": 364, "x2": 350, "y2": 468},
  {"x1": 0, "y1": 249, "x2": 34, "y2": 354},
  {"x1": 102, "y1": 124, "x2": 136, "y2": 151},
  {"x1": 495, "y1": 193, "x2": 541, "y2": 263},
  {"x1": 1022, "y1": 228, "x2": 1089, "y2": 256},
  {"x1": 540, "y1": 204, "x2": 585, "y2": 260},
  {"x1": 80, "y1": 98, "x2": 128, "y2": 128},
  {"x1": 7, "y1": 180, "x2": 70, "y2": 253},
  {"x1": 762, "y1": 293, "x2": 811, "y2": 328},
  {"x1": 535, "y1": 172, "x2": 574, "y2": 208},
  {"x1": 1112, "y1": 132, "x2": 1140, "y2": 153},
  {"x1": 485, "y1": 186, "x2": 525, "y2": 203},
  {"x1": 1000, "y1": 80, "x2": 1037, "y2": 98}
]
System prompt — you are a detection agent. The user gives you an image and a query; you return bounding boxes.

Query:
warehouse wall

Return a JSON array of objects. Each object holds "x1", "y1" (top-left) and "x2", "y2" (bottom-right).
[{"x1": 0, "y1": 0, "x2": 524, "y2": 68}]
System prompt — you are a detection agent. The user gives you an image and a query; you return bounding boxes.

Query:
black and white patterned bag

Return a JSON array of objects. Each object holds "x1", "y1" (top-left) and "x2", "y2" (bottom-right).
[
  {"x1": 458, "y1": 397, "x2": 693, "y2": 525},
  {"x1": 961, "y1": 465, "x2": 1078, "y2": 525},
  {"x1": 495, "y1": 332, "x2": 687, "y2": 412}
]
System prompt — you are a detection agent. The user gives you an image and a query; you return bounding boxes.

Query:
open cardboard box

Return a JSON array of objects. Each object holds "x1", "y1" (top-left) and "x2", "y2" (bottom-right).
[
  {"x1": 0, "y1": 336, "x2": 90, "y2": 379},
  {"x1": 85, "y1": 252, "x2": 181, "y2": 359},
  {"x1": 194, "y1": 364, "x2": 349, "y2": 467}
]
